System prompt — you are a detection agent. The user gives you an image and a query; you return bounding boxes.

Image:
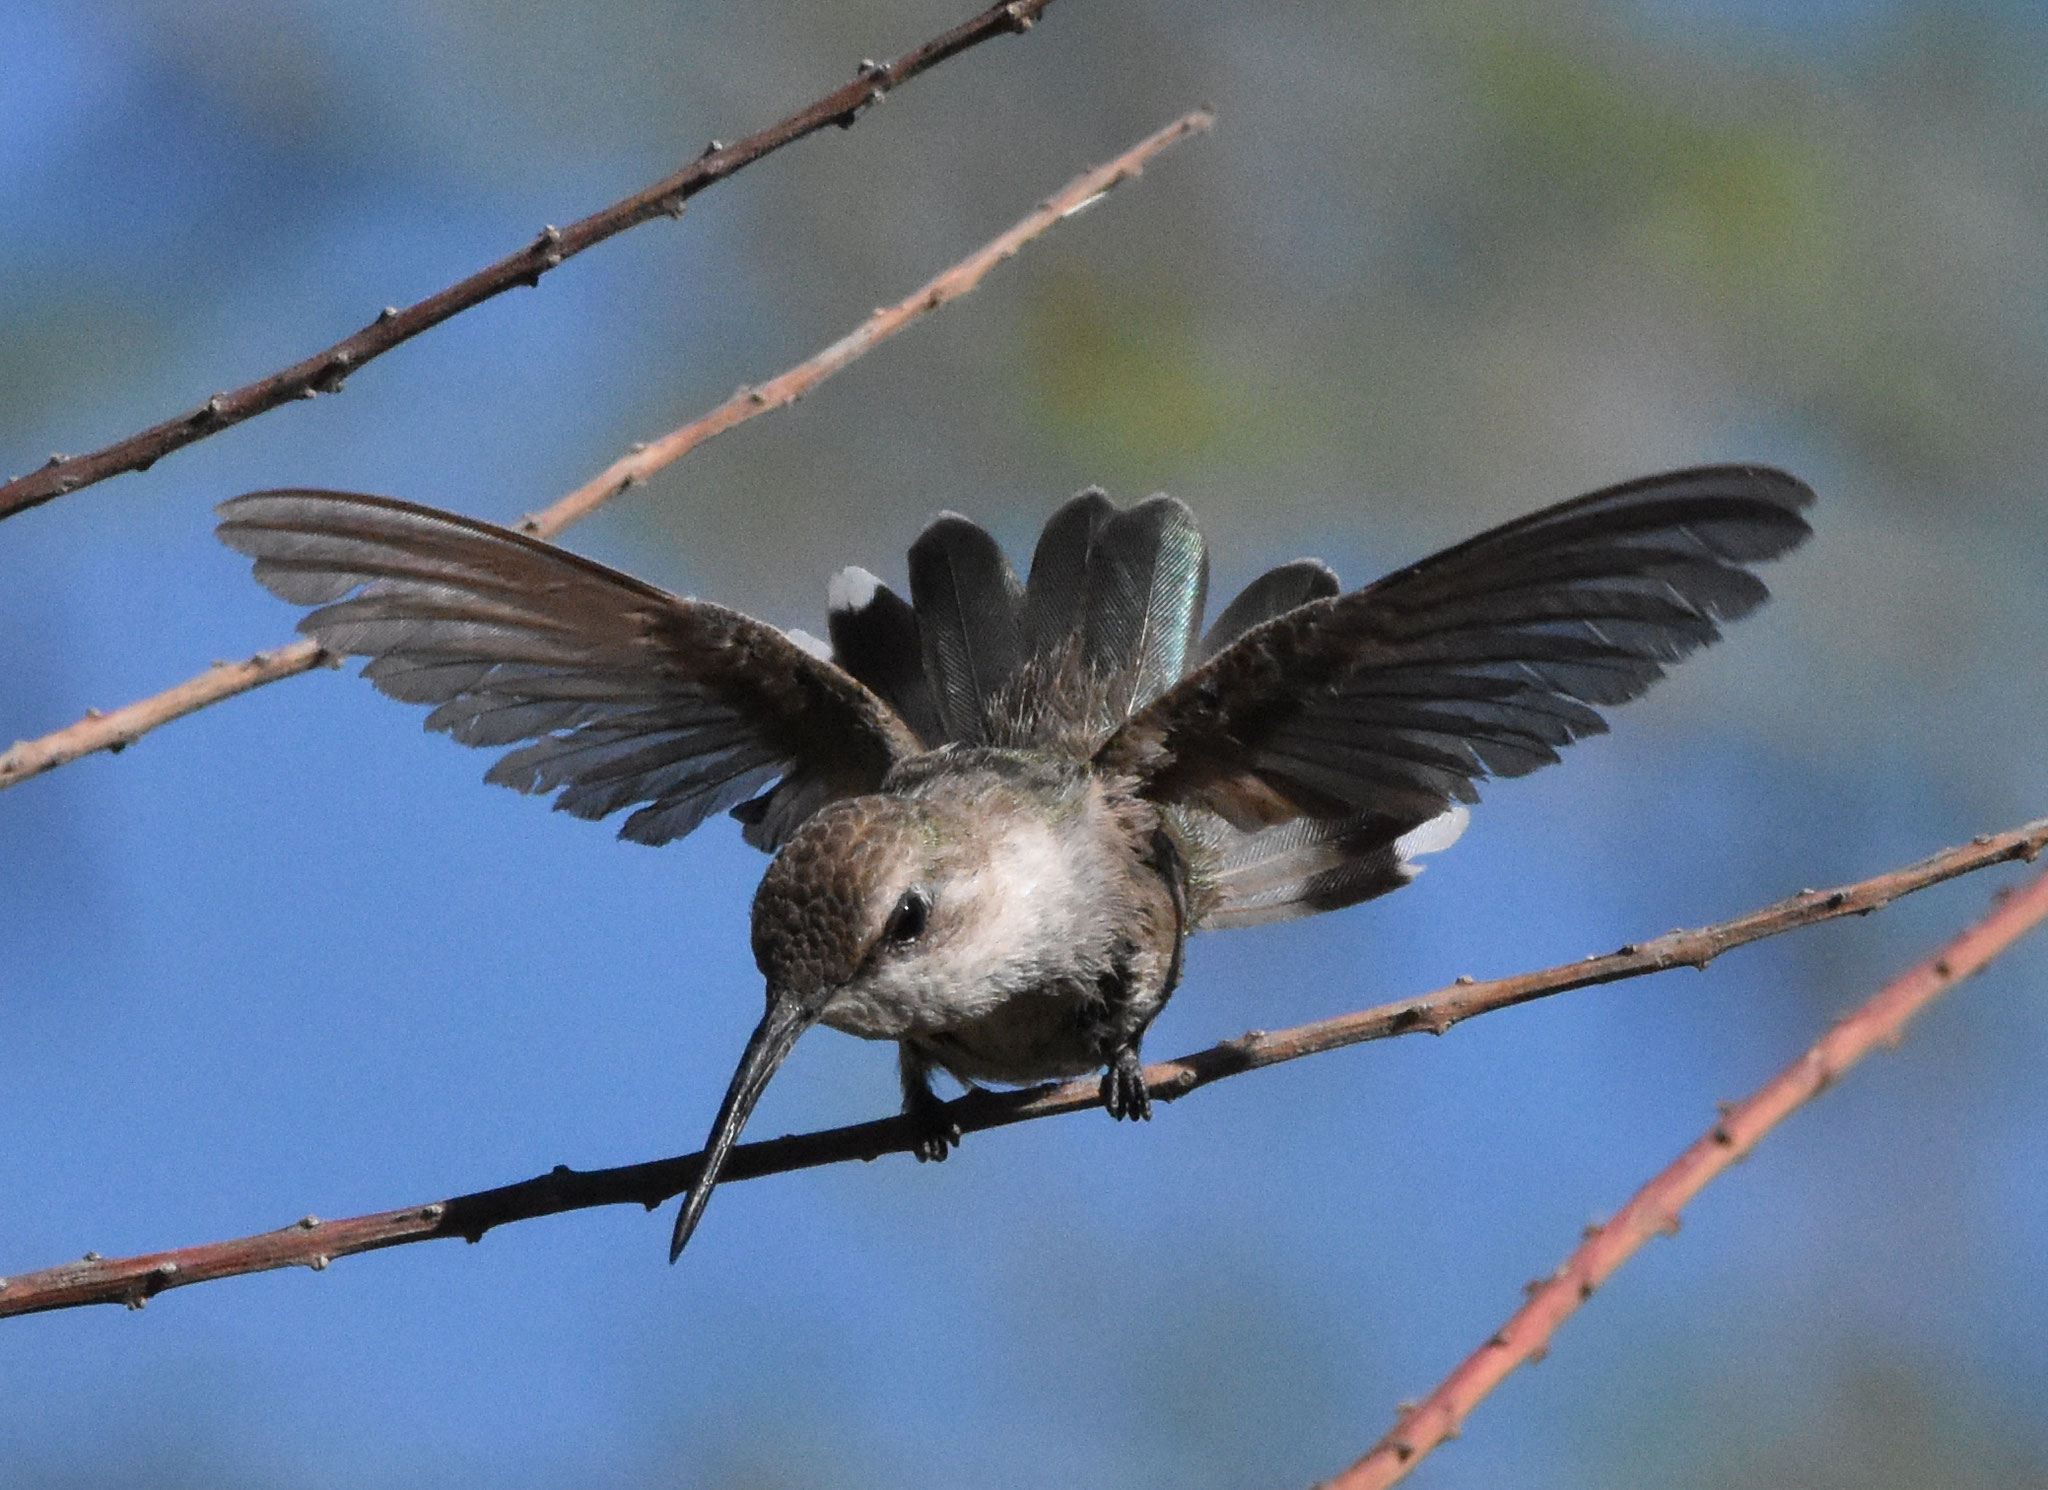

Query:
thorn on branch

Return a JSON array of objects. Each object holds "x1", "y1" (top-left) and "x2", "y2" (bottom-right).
[
  {"x1": 519, "y1": 226, "x2": 565, "y2": 288},
  {"x1": 838, "y1": 59, "x2": 891, "y2": 128},
  {"x1": 313, "y1": 352, "x2": 354, "y2": 394}
]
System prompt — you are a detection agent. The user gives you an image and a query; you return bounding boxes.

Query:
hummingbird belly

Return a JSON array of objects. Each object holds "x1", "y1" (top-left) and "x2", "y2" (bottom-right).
[{"x1": 909, "y1": 979, "x2": 1169, "y2": 1087}]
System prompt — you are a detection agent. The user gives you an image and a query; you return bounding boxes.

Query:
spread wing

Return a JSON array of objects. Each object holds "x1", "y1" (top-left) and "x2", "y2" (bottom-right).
[
  {"x1": 217, "y1": 490, "x2": 923, "y2": 850},
  {"x1": 1097, "y1": 465, "x2": 1814, "y2": 836}
]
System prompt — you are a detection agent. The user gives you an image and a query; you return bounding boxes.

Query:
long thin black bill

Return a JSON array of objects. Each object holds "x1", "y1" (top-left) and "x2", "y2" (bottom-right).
[{"x1": 669, "y1": 994, "x2": 820, "y2": 1263}]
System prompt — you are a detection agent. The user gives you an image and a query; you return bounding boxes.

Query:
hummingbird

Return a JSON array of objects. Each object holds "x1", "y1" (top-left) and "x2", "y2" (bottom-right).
[{"x1": 216, "y1": 465, "x2": 1812, "y2": 1260}]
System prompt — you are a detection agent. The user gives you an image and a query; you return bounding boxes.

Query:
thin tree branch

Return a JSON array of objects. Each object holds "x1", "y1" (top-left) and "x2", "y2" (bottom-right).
[
  {"x1": 4, "y1": 814, "x2": 2039, "y2": 1320},
  {"x1": 0, "y1": 111, "x2": 1210, "y2": 794},
  {"x1": 0, "y1": 0, "x2": 1059, "y2": 525},
  {"x1": 517, "y1": 108, "x2": 1211, "y2": 540},
  {"x1": 0, "y1": 642, "x2": 329, "y2": 789},
  {"x1": 1317, "y1": 869, "x2": 2048, "y2": 1490}
]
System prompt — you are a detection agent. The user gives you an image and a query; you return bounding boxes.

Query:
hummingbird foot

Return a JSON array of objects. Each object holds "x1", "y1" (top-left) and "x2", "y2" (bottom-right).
[
  {"x1": 897, "y1": 1044, "x2": 962, "y2": 1162},
  {"x1": 1100, "y1": 1044, "x2": 1152, "y2": 1121},
  {"x1": 903, "y1": 1085, "x2": 963, "y2": 1163}
]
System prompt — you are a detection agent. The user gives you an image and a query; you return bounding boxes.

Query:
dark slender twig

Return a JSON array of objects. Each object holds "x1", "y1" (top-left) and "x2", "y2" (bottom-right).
[
  {"x1": 4, "y1": 814, "x2": 2040, "y2": 1320},
  {"x1": 0, "y1": 111, "x2": 1208, "y2": 794},
  {"x1": 1318, "y1": 862, "x2": 2048, "y2": 1490},
  {"x1": 0, "y1": 0, "x2": 1058, "y2": 525}
]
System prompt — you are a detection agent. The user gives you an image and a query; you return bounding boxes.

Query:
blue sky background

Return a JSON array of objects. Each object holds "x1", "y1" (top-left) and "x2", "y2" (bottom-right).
[{"x1": 4, "y1": 2, "x2": 2047, "y2": 1486}]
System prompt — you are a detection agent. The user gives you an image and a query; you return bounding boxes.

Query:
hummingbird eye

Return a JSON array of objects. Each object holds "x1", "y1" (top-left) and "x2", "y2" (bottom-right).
[{"x1": 883, "y1": 887, "x2": 931, "y2": 946}]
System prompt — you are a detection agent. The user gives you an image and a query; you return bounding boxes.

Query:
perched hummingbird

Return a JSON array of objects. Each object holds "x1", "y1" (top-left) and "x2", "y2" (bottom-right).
[{"x1": 217, "y1": 465, "x2": 1812, "y2": 1260}]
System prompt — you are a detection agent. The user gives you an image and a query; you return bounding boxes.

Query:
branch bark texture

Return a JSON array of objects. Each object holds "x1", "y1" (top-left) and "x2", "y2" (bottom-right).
[
  {"x1": 1318, "y1": 864, "x2": 2048, "y2": 1489},
  {"x1": 4, "y1": 814, "x2": 2039, "y2": 1320},
  {"x1": 0, "y1": 111, "x2": 1207, "y2": 793},
  {"x1": 0, "y1": 0, "x2": 1058, "y2": 524}
]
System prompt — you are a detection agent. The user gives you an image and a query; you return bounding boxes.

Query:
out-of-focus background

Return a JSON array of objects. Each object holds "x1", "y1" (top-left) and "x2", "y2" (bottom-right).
[{"x1": 4, "y1": 2, "x2": 2046, "y2": 1485}]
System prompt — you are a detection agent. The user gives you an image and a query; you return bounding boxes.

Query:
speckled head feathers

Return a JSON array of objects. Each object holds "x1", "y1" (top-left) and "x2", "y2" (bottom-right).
[{"x1": 750, "y1": 797, "x2": 932, "y2": 998}]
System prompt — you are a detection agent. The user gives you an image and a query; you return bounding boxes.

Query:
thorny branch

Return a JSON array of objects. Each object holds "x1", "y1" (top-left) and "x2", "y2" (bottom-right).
[
  {"x1": 4, "y1": 813, "x2": 2041, "y2": 1320},
  {"x1": 0, "y1": 111, "x2": 1210, "y2": 794},
  {"x1": 1318, "y1": 861, "x2": 2048, "y2": 1490},
  {"x1": 0, "y1": 0, "x2": 1059, "y2": 525}
]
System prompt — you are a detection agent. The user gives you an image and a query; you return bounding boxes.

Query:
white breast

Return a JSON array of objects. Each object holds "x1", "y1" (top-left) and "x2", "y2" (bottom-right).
[{"x1": 823, "y1": 811, "x2": 1120, "y2": 1044}]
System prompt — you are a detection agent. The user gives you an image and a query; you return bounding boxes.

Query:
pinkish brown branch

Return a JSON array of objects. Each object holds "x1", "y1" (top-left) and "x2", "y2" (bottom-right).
[
  {"x1": 3, "y1": 813, "x2": 2039, "y2": 1320},
  {"x1": 0, "y1": 111, "x2": 1209, "y2": 794},
  {"x1": 0, "y1": 0, "x2": 1060, "y2": 525},
  {"x1": 1317, "y1": 863, "x2": 2048, "y2": 1490}
]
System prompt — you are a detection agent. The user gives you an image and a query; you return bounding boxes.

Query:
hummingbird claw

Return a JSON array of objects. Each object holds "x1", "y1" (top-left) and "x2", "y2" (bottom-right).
[
  {"x1": 1101, "y1": 1046, "x2": 1152, "y2": 1121},
  {"x1": 903, "y1": 1084, "x2": 963, "y2": 1162},
  {"x1": 911, "y1": 1121, "x2": 962, "y2": 1163}
]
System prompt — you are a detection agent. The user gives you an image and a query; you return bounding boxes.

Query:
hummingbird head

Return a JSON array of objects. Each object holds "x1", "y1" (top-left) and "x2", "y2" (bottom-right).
[
  {"x1": 748, "y1": 797, "x2": 943, "y2": 1014},
  {"x1": 668, "y1": 795, "x2": 959, "y2": 1262}
]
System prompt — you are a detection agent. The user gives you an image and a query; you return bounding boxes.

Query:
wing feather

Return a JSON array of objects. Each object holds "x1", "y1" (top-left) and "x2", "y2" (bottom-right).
[
  {"x1": 217, "y1": 490, "x2": 921, "y2": 851},
  {"x1": 1099, "y1": 465, "x2": 1813, "y2": 836}
]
